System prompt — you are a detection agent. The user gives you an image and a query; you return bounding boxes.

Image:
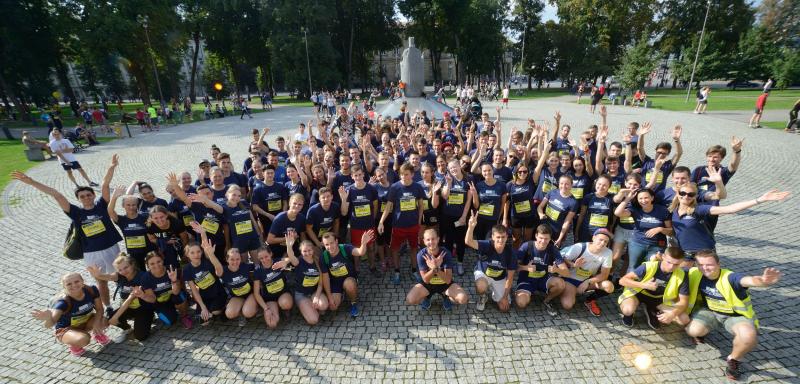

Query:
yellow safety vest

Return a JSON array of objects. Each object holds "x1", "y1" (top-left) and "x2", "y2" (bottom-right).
[
  {"x1": 617, "y1": 261, "x2": 685, "y2": 307},
  {"x1": 687, "y1": 268, "x2": 758, "y2": 328}
]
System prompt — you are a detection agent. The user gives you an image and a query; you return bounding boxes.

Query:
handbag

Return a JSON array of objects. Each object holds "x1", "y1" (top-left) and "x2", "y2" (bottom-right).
[{"x1": 63, "y1": 223, "x2": 84, "y2": 260}]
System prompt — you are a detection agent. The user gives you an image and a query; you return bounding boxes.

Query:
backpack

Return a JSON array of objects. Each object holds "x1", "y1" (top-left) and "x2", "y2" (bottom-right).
[
  {"x1": 322, "y1": 244, "x2": 350, "y2": 268},
  {"x1": 63, "y1": 223, "x2": 83, "y2": 260}
]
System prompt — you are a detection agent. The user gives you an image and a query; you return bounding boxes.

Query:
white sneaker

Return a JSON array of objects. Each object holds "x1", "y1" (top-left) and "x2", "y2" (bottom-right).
[
  {"x1": 476, "y1": 294, "x2": 488, "y2": 311},
  {"x1": 113, "y1": 328, "x2": 132, "y2": 343}
]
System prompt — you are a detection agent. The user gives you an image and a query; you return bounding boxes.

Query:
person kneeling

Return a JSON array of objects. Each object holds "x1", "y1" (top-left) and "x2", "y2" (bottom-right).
[
  {"x1": 465, "y1": 213, "x2": 516, "y2": 312},
  {"x1": 514, "y1": 225, "x2": 569, "y2": 317},
  {"x1": 618, "y1": 247, "x2": 691, "y2": 329},
  {"x1": 320, "y1": 230, "x2": 374, "y2": 318},
  {"x1": 558, "y1": 228, "x2": 616, "y2": 316},
  {"x1": 31, "y1": 273, "x2": 111, "y2": 357},
  {"x1": 406, "y1": 229, "x2": 469, "y2": 311},
  {"x1": 684, "y1": 250, "x2": 780, "y2": 381}
]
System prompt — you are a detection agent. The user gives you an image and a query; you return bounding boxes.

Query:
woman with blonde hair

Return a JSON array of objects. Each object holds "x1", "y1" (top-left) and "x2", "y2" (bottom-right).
[
  {"x1": 31, "y1": 273, "x2": 110, "y2": 356},
  {"x1": 88, "y1": 253, "x2": 153, "y2": 342}
]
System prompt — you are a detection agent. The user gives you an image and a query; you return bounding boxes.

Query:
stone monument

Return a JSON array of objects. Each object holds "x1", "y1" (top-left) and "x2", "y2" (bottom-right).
[{"x1": 377, "y1": 37, "x2": 453, "y2": 120}]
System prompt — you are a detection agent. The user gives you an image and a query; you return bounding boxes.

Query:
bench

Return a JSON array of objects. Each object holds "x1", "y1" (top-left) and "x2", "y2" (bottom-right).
[
  {"x1": 24, "y1": 148, "x2": 46, "y2": 161},
  {"x1": 644, "y1": 100, "x2": 653, "y2": 108}
]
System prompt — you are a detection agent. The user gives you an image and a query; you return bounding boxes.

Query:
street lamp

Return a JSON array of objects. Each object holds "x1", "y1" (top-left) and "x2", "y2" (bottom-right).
[
  {"x1": 138, "y1": 15, "x2": 165, "y2": 107},
  {"x1": 685, "y1": 0, "x2": 712, "y2": 102},
  {"x1": 214, "y1": 82, "x2": 223, "y2": 107},
  {"x1": 301, "y1": 27, "x2": 312, "y2": 97}
]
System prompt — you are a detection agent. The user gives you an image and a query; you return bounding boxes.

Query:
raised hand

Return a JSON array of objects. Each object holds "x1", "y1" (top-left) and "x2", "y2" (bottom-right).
[
  {"x1": 599, "y1": 105, "x2": 607, "y2": 118},
  {"x1": 167, "y1": 265, "x2": 178, "y2": 282},
  {"x1": 10, "y1": 171, "x2": 33, "y2": 185},
  {"x1": 554, "y1": 110, "x2": 561, "y2": 122},
  {"x1": 86, "y1": 264, "x2": 102, "y2": 278},
  {"x1": 285, "y1": 229, "x2": 298, "y2": 246},
  {"x1": 190, "y1": 221, "x2": 205, "y2": 234},
  {"x1": 166, "y1": 172, "x2": 179, "y2": 186},
  {"x1": 201, "y1": 237, "x2": 214, "y2": 253},
  {"x1": 672, "y1": 125, "x2": 682, "y2": 140},
  {"x1": 32, "y1": 309, "x2": 52, "y2": 321},
  {"x1": 110, "y1": 154, "x2": 119, "y2": 167},
  {"x1": 761, "y1": 267, "x2": 782, "y2": 285},
  {"x1": 361, "y1": 229, "x2": 376, "y2": 246},
  {"x1": 112, "y1": 185, "x2": 126, "y2": 198},
  {"x1": 639, "y1": 122, "x2": 653, "y2": 136},
  {"x1": 338, "y1": 186, "x2": 348, "y2": 201},
  {"x1": 272, "y1": 259, "x2": 290, "y2": 270},
  {"x1": 731, "y1": 136, "x2": 744, "y2": 152},
  {"x1": 705, "y1": 166, "x2": 722, "y2": 183},
  {"x1": 758, "y1": 190, "x2": 790, "y2": 203},
  {"x1": 424, "y1": 254, "x2": 437, "y2": 270},
  {"x1": 468, "y1": 211, "x2": 478, "y2": 228}
]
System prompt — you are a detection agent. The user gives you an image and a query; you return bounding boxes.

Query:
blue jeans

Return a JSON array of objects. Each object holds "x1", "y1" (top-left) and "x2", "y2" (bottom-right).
[{"x1": 627, "y1": 240, "x2": 663, "y2": 273}]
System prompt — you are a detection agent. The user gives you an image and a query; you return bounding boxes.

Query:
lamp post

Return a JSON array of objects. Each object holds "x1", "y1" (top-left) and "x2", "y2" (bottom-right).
[
  {"x1": 685, "y1": 0, "x2": 711, "y2": 102},
  {"x1": 214, "y1": 82, "x2": 223, "y2": 107},
  {"x1": 138, "y1": 15, "x2": 165, "y2": 107},
  {"x1": 302, "y1": 27, "x2": 312, "y2": 97}
]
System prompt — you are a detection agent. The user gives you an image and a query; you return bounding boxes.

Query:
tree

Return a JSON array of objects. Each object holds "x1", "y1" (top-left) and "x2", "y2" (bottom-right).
[
  {"x1": 617, "y1": 37, "x2": 658, "y2": 91},
  {"x1": 727, "y1": 27, "x2": 778, "y2": 85},
  {"x1": 772, "y1": 48, "x2": 800, "y2": 88},
  {"x1": 759, "y1": 0, "x2": 800, "y2": 49},
  {"x1": 671, "y1": 32, "x2": 728, "y2": 87}
]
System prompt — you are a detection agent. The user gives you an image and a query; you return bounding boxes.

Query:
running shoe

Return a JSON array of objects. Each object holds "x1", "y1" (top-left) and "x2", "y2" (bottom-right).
[
  {"x1": 644, "y1": 307, "x2": 660, "y2": 330},
  {"x1": 692, "y1": 336, "x2": 706, "y2": 345},
  {"x1": 349, "y1": 303, "x2": 360, "y2": 318},
  {"x1": 238, "y1": 316, "x2": 247, "y2": 327},
  {"x1": 180, "y1": 314, "x2": 194, "y2": 329},
  {"x1": 93, "y1": 332, "x2": 111, "y2": 346},
  {"x1": 391, "y1": 271, "x2": 401, "y2": 285},
  {"x1": 622, "y1": 315, "x2": 634, "y2": 328},
  {"x1": 112, "y1": 328, "x2": 132, "y2": 343},
  {"x1": 456, "y1": 262, "x2": 464, "y2": 276},
  {"x1": 69, "y1": 346, "x2": 86, "y2": 357},
  {"x1": 476, "y1": 294, "x2": 488, "y2": 311},
  {"x1": 725, "y1": 358, "x2": 742, "y2": 380},
  {"x1": 584, "y1": 299, "x2": 601, "y2": 317},
  {"x1": 420, "y1": 297, "x2": 431, "y2": 311},
  {"x1": 543, "y1": 300, "x2": 558, "y2": 317},
  {"x1": 105, "y1": 306, "x2": 115, "y2": 319},
  {"x1": 442, "y1": 297, "x2": 453, "y2": 311}
]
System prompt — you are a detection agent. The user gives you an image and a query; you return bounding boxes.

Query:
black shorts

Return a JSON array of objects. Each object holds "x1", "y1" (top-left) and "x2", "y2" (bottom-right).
[
  {"x1": 198, "y1": 291, "x2": 226, "y2": 312},
  {"x1": 510, "y1": 215, "x2": 536, "y2": 229},
  {"x1": 422, "y1": 282, "x2": 451, "y2": 296},
  {"x1": 377, "y1": 222, "x2": 392, "y2": 246},
  {"x1": 61, "y1": 161, "x2": 81, "y2": 171},
  {"x1": 634, "y1": 292, "x2": 662, "y2": 309}
]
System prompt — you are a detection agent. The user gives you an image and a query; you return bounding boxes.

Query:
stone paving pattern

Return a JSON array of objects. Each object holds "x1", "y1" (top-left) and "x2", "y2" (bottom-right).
[{"x1": 1, "y1": 99, "x2": 798, "y2": 383}]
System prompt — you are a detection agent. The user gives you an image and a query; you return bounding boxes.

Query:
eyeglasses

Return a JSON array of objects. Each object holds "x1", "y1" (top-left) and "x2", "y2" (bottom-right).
[
  {"x1": 517, "y1": 170, "x2": 528, "y2": 174},
  {"x1": 678, "y1": 191, "x2": 697, "y2": 198}
]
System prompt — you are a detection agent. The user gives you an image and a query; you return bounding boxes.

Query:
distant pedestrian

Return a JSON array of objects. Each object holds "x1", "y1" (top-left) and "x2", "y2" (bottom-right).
[
  {"x1": 763, "y1": 78, "x2": 773, "y2": 93},
  {"x1": 748, "y1": 91, "x2": 769, "y2": 128},
  {"x1": 694, "y1": 87, "x2": 710, "y2": 114},
  {"x1": 785, "y1": 99, "x2": 800, "y2": 133}
]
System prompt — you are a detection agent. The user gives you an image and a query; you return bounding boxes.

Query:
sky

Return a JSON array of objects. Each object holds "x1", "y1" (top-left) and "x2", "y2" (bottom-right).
[{"x1": 541, "y1": 2, "x2": 558, "y2": 22}]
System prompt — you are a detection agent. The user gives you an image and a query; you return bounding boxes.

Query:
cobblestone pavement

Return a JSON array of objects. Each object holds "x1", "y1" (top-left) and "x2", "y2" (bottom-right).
[{"x1": 2, "y1": 99, "x2": 798, "y2": 383}]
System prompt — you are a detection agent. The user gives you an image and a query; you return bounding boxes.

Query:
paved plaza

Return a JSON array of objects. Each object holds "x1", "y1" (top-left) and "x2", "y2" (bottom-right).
[{"x1": 2, "y1": 98, "x2": 799, "y2": 383}]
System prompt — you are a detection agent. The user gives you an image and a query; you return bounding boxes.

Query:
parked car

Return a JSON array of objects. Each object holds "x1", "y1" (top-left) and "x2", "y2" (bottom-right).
[{"x1": 726, "y1": 81, "x2": 761, "y2": 89}]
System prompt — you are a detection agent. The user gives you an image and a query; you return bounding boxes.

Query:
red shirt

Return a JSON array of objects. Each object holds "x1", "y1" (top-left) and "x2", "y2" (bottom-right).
[
  {"x1": 91, "y1": 110, "x2": 103, "y2": 122},
  {"x1": 756, "y1": 94, "x2": 768, "y2": 109}
]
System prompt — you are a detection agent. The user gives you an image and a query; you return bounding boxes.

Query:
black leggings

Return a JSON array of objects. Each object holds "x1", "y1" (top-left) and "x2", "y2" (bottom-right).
[
  {"x1": 440, "y1": 215, "x2": 468, "y2": 262},
  {"x1": 115, "y1": 305, "x2": 154, "y2": 341}
]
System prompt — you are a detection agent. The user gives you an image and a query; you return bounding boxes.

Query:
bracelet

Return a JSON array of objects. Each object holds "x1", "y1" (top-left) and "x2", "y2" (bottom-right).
[
  {"x1": 734, "y1": 150, "x2": 741, "y2": 154},
  {"x1": 755, "y1": 198, "x2": 762, "y2": 204}
]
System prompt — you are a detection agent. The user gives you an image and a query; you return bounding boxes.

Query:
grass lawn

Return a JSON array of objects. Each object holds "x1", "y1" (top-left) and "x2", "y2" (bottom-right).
[
  {"x1": 0, "y1": 137, "x2": 116, "y2": 196},
  {"x1": 0, "y1": 95, "x2": 312, "y2": 130},
  {"x1": 643, "y1": 89, "x2": 800, "y2": 112},
  {"x1": 760, "y1": 121, "x2": 790, "y2": 130}
]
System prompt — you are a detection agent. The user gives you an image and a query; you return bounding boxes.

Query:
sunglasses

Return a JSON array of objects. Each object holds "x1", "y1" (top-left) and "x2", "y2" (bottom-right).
[
  {"x1": 678, "y1": 191, "x2": 697, "y2": 198},
  {"x1": 517, "y1": 170, "x2": 528, "y2": 174}
]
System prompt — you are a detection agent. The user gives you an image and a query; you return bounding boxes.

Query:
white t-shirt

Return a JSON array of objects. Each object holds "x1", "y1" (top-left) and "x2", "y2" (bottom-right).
[
  {"x1": 501, "y1": 88, "x2": 509, "y2": 98},
  {"x1": 561, "y1": 243, "x2": 612, "y2": 281},
  {"x1": 49, "y1": 138, "x2": 77, "y2": 164}
]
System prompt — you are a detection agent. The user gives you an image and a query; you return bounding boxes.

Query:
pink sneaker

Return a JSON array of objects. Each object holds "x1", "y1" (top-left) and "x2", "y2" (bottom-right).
[
  {"x1": 69, "y1": 345, "x2": 86, "y2": 357},
  {"x1": 93, "y1": 332, "x2": 111, "y2": 346},
  {"x1": 180, "y1": 314, "x2": 194, "y2": 329}
]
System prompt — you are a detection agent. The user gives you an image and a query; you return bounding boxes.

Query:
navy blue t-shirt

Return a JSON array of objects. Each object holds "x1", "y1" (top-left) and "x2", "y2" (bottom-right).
[
  {"x1": 115, "y1": 213, "x2": 154, "y2": 254},
  {"x1": 182, "y1": 259, "x2": 223, "y2": 296},
  {"x1": 346, "y1": 184, "x2": 378, "y2": 229},
  {"x1": 580, "y1": 193, "x2": 614, "y2": 232},
  {"x1": 476, "y1": 180, "x2": 507, "y2": 222},
  {"x1": 506, "y1": 179, "x2": 535, "y2": 218},
  {"x1": 672, "y1": 204, "x2": 716, "y2": 252},
  {"x1": 142, "y1": 271, "x2": 175, "y2": 304},
  {"x1": 139, "y1": 197, "x2": 169, "y2": 216},
  {"x1": 320, "y1": 244, "x2": 356, "y2": 280},
  {"x1": 542, "y1": 190, "x2": 578, "y2": 233},
  {"x1": 475, "y1": 240, "x2": 516, "y2": 280},
  {"x1": 372, "y1": 183, "x2": 391, "y2": 219},
  {"x1": 53, "y1": 286, "x2": 100, "y2": 329},
  {"x1": 191, "y1": 202, "x2": 226, "y2": 242},
  {"x1": 533, "y1": 168, "x2": 561, "y2": 200},
  {"x1": 416, "y1": 247, "x2": 455, "y2": 285},
  {"x1": 331, "y1": 172, "x2": 356, "y2": 204},
  {"x1": 269, "y1": 211, "x2": 307, "y2": 237},
  {"x1": 629, "y1": 204, "x2": 671, "y2": 246},
  {"x1": 387, "y1": 181, "x2": 426, "y2": 228},
  {"x1": 223, "y1": 202, "x2": 259, "y2": 243},
  {"x1": 117, "y1": 271, "x2": 149, "y2": 309},
  {"x1": 221, "y1": 263, "x2": 254, "y2": 297},
  {"x1": 294, "y1": 257, "x2": 321, "y2": 295},
  {"x1": 251, "y1": 182, "x2": 288, "y2": 215},
  {"x1": 443, "y1": 176, "x2": 472, "y2": 218},
  {"x1": 66, "y1": 197, "x2": 122, "y2": 252},
  {"x1": 168, "y1": 197, "x2": 196, "y2": 228},
  {"x1": 285, "y1": 180, "x2": 309, "y2": 214},
  {"x1": 254, "y1": 265, "x2": 288, "y2": 297},
  {"x1": 516, "y1": 241, "x2": 563, "y2": 281},
  {"x1": 223, "y1": 172, "x2": 248, "y2": 189},
  {"x1": 306, "y1": 202, "x2": 340, "y2": 239},
  {"x1": 641, "y1": 156, "x2": 674, "y2": 192},
  {"x1": 493, "y1": 166, "x2": 513, "y2": 184}
]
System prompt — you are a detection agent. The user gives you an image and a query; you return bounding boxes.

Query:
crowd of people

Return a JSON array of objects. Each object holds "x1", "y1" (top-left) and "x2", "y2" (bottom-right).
[{"x1": 20, "y1": 99, "x2": 790, "y2": 381}]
